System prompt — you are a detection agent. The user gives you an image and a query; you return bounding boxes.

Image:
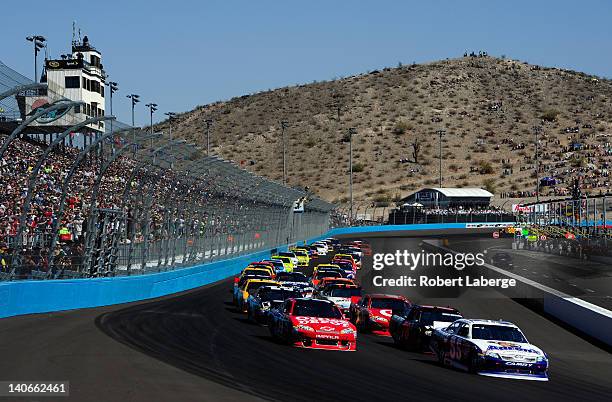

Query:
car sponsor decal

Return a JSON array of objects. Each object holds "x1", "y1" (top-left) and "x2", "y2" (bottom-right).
[{"x1": 294, "y1": 316, "x2": 348, "y2": 327}]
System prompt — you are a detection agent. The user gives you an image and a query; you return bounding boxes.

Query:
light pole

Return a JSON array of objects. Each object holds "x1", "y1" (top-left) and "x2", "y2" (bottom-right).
[
  {"x1": 146, "y1": 103, "x2": 158, "y2": 135},
  {"x1": 280, "y1": 120, "x2": 288, "y2": 184},
  {"x1": 26, "y1": 35, "x2": 46, "y2": 83},
  {"x1": 436, "y1": 129, "x2": 446, "y2": 188},
  {"x1": 127, "y1": 94, "x2": 140, "y2": 153},
  {"x1": 165, "y1": 112, "x2": 176, "y2": 141},
  {"x1": 348, "y1": 127, "x2": 357, "y2": 224},
  {"x1": 533, "y1": 125, "x2": 542, "y2": 202},
  {"x1": 106, "y1": 81, "x2": 118, "y2": 138},
  {"x1": 205, "y1": 118, "x2": 213, "y2": 155}
]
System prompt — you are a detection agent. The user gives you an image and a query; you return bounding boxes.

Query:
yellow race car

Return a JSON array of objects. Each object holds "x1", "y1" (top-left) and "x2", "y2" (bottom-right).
[{"x1": 292, "y1": 249, "x2": 310, "y2": 266}]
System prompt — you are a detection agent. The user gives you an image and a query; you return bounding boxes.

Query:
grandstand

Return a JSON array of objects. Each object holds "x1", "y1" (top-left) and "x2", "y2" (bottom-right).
[{"x1": 0, "y1": 60, "x2": 333, "y2": 281}]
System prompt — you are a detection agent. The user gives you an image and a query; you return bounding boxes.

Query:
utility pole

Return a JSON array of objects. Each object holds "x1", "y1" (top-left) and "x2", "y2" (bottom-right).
[
  {"x1": 205, "y1": 119, "x2": 213, "y2": 155},
  {"x1": 436, "y1": 129, "x2": 446, "y2": 188},
  {"x1": 280, "y1": 120, "x2": 288, "y2": 184},
  {"x1": 26, "y1": 35, "x2": 46, "y2": 83},
  {"x1": 146, "y1": 103, "x2": 158, "y2": 135},
  {"x1": 348, "y1": 127, "x2": 357, "y2": 224},
  {"x1": 533, "y1": 125, "x2": 542, "y2": 202}
]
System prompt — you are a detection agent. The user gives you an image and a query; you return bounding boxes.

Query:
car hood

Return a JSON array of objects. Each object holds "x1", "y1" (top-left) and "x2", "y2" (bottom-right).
[
  {"x1": 291, "y1": 316, "x2": 353, "y2": 331},
  {"x1": 472, "y1": 340, "x2": 545, "y2": 357}
]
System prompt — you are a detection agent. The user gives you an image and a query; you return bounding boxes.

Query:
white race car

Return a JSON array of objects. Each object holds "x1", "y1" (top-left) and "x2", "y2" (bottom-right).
[{"x1": 430, "y1": 319, "x2": 548, "y2": 381}]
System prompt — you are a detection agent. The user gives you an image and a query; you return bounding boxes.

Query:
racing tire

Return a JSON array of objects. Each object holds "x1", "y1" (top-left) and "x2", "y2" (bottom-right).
[
  {"x1": 467, "y1": 351, "x2": 479, "y2": 374},
  {"x1": 247, "y1": 307, "x2": 253, "y2": 322}
]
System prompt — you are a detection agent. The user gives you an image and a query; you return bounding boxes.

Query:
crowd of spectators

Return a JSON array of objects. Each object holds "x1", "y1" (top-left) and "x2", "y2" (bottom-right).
[{"x1": 0, "y1": 134, "x2": 263, "y2": 279}]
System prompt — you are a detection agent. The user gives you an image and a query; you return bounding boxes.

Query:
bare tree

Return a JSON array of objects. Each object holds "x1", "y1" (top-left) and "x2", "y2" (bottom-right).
[{"x1": 412, "y1": 138, "x2": 421, "y2": 163}]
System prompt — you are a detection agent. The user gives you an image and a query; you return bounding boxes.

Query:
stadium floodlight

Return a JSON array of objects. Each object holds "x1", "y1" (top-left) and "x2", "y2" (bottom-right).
[
  {"x1": 26, "y1": 35, "x2": 46, "y2": 83},
  {"x1": 146, "y1": 103, "x2": 158, "y2": 134},
  {"x1": 165, "y1": 112, "x2": 177, "y2": 142},
  {"x1": 127, "y1": 94, "x2": 140, "y2": 153}
]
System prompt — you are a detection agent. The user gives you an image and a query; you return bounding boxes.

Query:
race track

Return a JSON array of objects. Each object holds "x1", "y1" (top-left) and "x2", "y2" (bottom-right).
[{"x1": 1, "y1": 234, "x2": 611, "y2": 402}]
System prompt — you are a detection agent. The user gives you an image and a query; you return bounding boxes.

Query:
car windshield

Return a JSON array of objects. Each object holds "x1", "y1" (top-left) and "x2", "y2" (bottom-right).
[
  {"x1": 277, "y1": 272, "x2": 308, "y2": 282},
  {"x1": 258, "y1": 288, "x2": 301, "y2": 301},
  {"x1": 335, "y1": 262, "x2": 353, "y2": 271},
  {"x1": 246, "y1": 282, "x2": 273, "y2": 292},
  {"x1": 295, "y1": 251, "x2": 307, "y2": 257},
  {"x1": 279, "y1": 252, "x2": 295, "y2": 258},
  {"x1": 471, "y1": 324, "x2": 527, "y2": 342},
  {"x1": 316, "y1": 271, "x2": 341, "y2": 279},
  {"x1": 244, "y1": 269, "x2": 270, "y2": 277},
  {"x1": 328, "y1": 287, "x2": 361, "y2": 298},
  {"x1": 371, "y1": 298, "x2": 408, "y2": 310},
  {"x1": 238, "y1": 275, "x2": 268, "y2": 287},
  {"x1": 293, "y1": 300, "x2": 342, "y2": 318},
  {"x1": 420, "y1": 310, "x2": 462, "y2": 325}
]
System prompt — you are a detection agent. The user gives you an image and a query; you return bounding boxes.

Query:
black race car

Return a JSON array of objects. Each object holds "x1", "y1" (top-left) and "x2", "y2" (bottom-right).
[
  {"x1": 389, "y1": 305, "x2": 463, "y2": 351},
  {"x1": 246, "y1": 285, "x2": 302, "y2": 324}
]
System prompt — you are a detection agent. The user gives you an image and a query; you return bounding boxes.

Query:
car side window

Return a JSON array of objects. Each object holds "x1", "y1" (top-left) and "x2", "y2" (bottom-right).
[
  {"x1": 457, "y1": 324, "x2": 469, "y2": 338},
  {"x1": 407, "y1": 308, "x2": 418, "y2": 320},
  {"x1": 446, "y1": 322, "x2": 459, "y2": 334}
]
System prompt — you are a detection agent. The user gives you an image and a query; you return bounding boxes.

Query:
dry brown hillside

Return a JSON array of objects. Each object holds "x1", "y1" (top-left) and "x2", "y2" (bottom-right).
[{"x1": 156, "y1": 56, "x2": 612, "y2": 206}]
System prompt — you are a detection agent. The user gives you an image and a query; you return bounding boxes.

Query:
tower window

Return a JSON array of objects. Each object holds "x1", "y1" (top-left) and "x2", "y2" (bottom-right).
[{"x1": 65, "y1": 76, "x2": 80, "y2": 88}]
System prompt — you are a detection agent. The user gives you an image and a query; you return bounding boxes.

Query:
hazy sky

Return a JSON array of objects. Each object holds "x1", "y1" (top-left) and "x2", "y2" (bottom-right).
[{"x1": 3, "y1": 0, "x2": 611, "y2": 125}]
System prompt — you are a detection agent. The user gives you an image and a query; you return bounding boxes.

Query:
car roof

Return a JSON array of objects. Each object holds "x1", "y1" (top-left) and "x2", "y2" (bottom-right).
[
  {"x1": 367, "y1": 294, "x2": 407, "y2": 300},
  {"x1": 245, "y1": 279, "x2": 278, "y2": 285},
  {"x1": 417, "y1": 305, "x2": 461, "y2": 313},
  {"x1": 460, "y1": 318, "x2": 517, "y2": 327}
]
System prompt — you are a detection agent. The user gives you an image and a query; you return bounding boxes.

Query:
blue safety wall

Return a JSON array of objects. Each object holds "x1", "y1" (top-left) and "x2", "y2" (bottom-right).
[{"x1": 0, "y1": 223, "x2": 511, "y2": 318}]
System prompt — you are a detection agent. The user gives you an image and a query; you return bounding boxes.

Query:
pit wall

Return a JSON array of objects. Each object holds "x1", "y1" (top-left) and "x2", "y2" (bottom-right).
[{"x1": 0, "y1": 223, "x2": 512, "y2": 319}]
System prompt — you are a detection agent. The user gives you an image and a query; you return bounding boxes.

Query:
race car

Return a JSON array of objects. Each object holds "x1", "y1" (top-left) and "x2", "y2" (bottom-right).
[
  {"x1": 276, "y1": 272, "x2": 314, "y2": 297},
  {"x1": 292, "y1": 249, "x2": 310, "y2": 267},
  {"x1": 233, "y1": 278, "x2": 279, "y2": 312},
  {"x1": 246, "y1": 262, "x2": 276, "y2": 278},
  {"x1": 278, "y1": 251, "x2": 299, "y2": 268},
  {"x1": 268, "y1": 298, "x2": 357, "y2": 351},
  {"x1": 317, "y1": 277, "x2": 355, "y2": 291},
  {"x1": 270, "y1": 255, "x2": 294, "y2": 272},
  {"x1": 332, "y1": 254, "x2": 358, "y2": 270},
  {"x1": 311, "y1": 242, "x2": 328, "y2": 256},
  {"x1": 246, "y1": 285, "x2": 303, "y2": 324},
  {"x1": 232, "y1": 267, "x2": 274, "y2": 288},
  {"x1": 429, "y1": 319, "x2": 549, "y2": 381},
  {"x1": 311, "y1": 270, "x2": 344, "y2": 287},
  {"x1": 332, "y1": 260, "x2": 356, "y2": 279},
  {"x1": 312, "y1": 264, "x2": 345, "y2": 278},
  {"x1": 350, "y1": 294, "x2": 412, "y2": 336},
  {"x1": 389, "y1": 305, "x2": 462, "y2": 348},
  {"x1": 261, "y1": 259, "x2": 285, "y2": 273},
  {"x1": 316, "y1": 283, "x2": 362, "y2": 314}
]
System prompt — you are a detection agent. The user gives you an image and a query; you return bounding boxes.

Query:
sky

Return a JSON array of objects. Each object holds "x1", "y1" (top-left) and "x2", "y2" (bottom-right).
[{"x1": 2, "y1": 0, "x2": 611, "y2": 125}]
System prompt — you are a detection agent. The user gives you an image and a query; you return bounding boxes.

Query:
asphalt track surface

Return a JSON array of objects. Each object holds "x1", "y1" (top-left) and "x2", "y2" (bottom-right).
[
  {"x1": 444, "y1": 236, "x2": 612, "y2": 309},
  {"x1": 1, "y1": 234, "x2": 611, "y2": 402}
]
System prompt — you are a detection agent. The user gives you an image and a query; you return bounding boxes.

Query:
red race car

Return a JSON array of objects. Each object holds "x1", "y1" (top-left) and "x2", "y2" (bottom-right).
[
  {"x1": 268, "y1": 298, "x2": 357, "y2": 351},
  {"x1": 350, "y1": 294, "x2": 411, "y2": 336}
]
